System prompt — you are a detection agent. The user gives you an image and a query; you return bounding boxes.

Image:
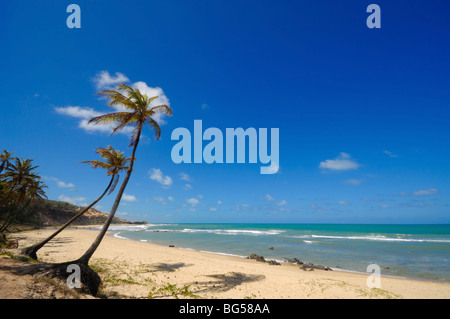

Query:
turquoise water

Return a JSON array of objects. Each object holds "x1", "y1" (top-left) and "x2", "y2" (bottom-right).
[{"x1": 106, "y1": 223, "x2": 450, "y2": 282}]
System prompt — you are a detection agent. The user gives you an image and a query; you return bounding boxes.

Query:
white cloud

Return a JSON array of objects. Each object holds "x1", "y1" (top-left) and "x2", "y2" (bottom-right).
[
  {"x1": 57, "y1": 181, "x2": 75, "y2": 188},
  {"x1": 343, "y1": 178, "x2": 363, "y2": 185},
  {"x1": 56, "y1": 72, "x2": 171, "y2": 137},
  {"x1": 179, "y1": 172, "x2": 191, "y2": 181},
  {"x1": 58, "y1": 194, "x2": 87, "y2": 206},
  {"x1": 319, "y1": 153, "x2": 360, "y2": 171},
  {"x1": 168, "y1": 196, "x2": 174, "y2": 202},
  {"x1": 209, "y1": 207, "x2": 217, "y2": 211},
  {"x1": 383, "y1": 150, "x2": 398, "y2": 158},
  {"x1": 149, "y1": 168, "x2": 173, "y2": 188},
  {"x1": 153, "y1": 196, "x2": 167, "y2": 205},
  {"x1": 265, "y1": 194, "x2": 275, "y2": 201},
  {"x1": 122, "y1": 193, "x2": 137, "y2": 202},
  {"x1": 55, "y1": 106, "x2": 102, "y2": 119},
  {"x1": 186, "y1": 198, "x2": 200, "y2": 206},
  {"x1": 217, "y1": 200, "x2": 222, "y2": 205},
  {"x1": 338, "y1": 201, "x2": 349, "y2": 205},
  {"x1": 55, "y1": 106, "x2": 134, "y2": 136},
  {"x1": 43, "y1": 176, "x2": 75, "y2": 188},
  {"x1": 93, "y1": 70, "x2": 130, "y2": 90},
  {"x1": 277, "y1": 200, "x2": 288, "y2": 206},
  {"x1": 413, "y1": 188, "x2": 439, "y2": 196},
  {"x1": 184, "y1": 183, "x2": 192, "y2": 190}
]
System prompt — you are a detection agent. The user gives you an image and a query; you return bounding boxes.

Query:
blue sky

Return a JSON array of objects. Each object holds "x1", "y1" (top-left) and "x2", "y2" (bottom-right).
[{"x1": 1, "y1": 0, "x2": 449, "y2": 223}]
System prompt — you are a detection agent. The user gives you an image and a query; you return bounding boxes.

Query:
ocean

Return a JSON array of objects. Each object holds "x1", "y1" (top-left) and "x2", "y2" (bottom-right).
[{"x1": 104, "y1": 223, "x2": 450, "y2": 283}]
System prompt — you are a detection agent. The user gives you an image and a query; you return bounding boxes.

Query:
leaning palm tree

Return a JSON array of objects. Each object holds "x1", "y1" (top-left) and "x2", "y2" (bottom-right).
[
  {"x1": 26, "y1": 83, "x2": 171, "y2": 296},
  {"x1": 22, "y1": 146, "x2": 131, "y2": 259},
  {"x1": 75, "y1": 83, "x2": 172, "y2": 266}
]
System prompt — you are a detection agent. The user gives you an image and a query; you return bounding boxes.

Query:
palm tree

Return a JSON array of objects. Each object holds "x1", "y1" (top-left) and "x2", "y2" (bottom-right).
[
  {"x1": 75, "y1": 83, "x2": 172, "y2": 265},
  {"x1": 0, "y1": 179, "x2": 47, "y2": 233},
  {"x1": 0, "y1": 158, "x2": 45, "y2": 233},
  {"x1": 0, "y1": 158, "x2": 38, "y2": 205},
  {"x1": 22, "y1": 146, "x2": 131, "y2": 259},
  {"x1": 0, "y1": 150, "x2": 16, "y2": 174}
]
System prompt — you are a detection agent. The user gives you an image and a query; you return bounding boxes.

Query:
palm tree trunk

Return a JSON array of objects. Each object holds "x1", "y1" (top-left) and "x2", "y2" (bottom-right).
[
  {"x1": 0, "y1": 208, "x2": 16, "y2": 233},
  {"x1": 21, "y1": 175, "x2": 115, "y2": 259},
  {"x1": 76, "y1": 127, "x2": 142, "y2": 265},
  {"x1": 0, "y1": 182, "x2": 17, "y2": 206}
]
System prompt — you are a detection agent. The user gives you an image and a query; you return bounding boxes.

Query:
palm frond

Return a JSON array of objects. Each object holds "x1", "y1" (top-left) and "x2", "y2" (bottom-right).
[
  {"x1": 148, "y1": 104, "x2": 173, "y2": 116},
  {"x1": 145, "y1": 96, "x2": 159, "y2": 107},
  {"x1": 146, "y1": 117, "x2": 162, "y2": 140},
  {"x1": 117, "y1": 83, "x2": 141, "y2": 100},
  {"x1": 96, "y1": 89, "x2": 135, "y2": 110},
  {"x1": 111, "y1": 113, "x2": 139, "y2": 135},
  {"x1": 91, "y1": 83, "x2": 172, "y2": 147},
  {"x1": 108, "y1": 174, "x2": 120, "y2": 195},
  {"x1": 80, "y1": 160, "x2": 112, "y2": 170},
  {"x1": 88, "y1": 112, "x2": 135, "y2": 126}
]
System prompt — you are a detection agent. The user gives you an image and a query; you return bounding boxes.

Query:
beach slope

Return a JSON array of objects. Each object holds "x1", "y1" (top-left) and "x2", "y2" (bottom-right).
[{"x1": 2, "y1": 227, "x2": 449, "y2": 299}]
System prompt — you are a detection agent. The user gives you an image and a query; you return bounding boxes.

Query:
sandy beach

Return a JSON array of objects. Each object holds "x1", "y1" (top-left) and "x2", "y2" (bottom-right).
[{"x1": 3, "y1": 226, "x2": 449, "y2": 299}]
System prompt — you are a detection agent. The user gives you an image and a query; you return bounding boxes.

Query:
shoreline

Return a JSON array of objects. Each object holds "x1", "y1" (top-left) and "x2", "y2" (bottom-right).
[
  {"x1": 110, "y1": 230, "x2": 414, "y2": 281},
  {"x1": 4, "y1": 225, "x2": 448, "y2": 299},
  {"x1": 103, "y1": 225, "x2": 449, "y2": 285}
]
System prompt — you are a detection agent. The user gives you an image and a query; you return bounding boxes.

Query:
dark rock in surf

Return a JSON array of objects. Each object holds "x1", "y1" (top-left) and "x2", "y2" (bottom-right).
[
  {"x1": 284, "y1": 257, "x2": 303, "y2": 265},
  {"x1": 300, "y1": 262, "x2": 332, "y2": 271},
  {"x1": 247, "y1": 254, "x2": 266, "y2": 262}
]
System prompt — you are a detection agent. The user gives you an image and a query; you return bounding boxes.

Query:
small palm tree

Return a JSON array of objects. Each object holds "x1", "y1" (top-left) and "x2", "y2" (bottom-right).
[
  {"x1": 22, "y1": 146, "x2": 131, "y2": 259},
  {"x1": 0, "y1": 158, "x2": 39, "y2": 205},
  {"x1": 75, "y1": 83, "x2": 172, "y2": 265},
  {"x1": 0, "y1": 179, "x2": 47, "y2": 233},
  {"x1": 0, "y1": 150, "x2": 16, "y2": 174},
  {"x1": 0, "y1": 158, "x2": 45, "y2": 233}
]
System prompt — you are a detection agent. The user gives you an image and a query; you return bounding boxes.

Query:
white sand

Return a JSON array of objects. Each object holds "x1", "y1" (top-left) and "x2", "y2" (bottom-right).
[{"x1": 10, "y1": 226, "x2": 450, "y2": 299}]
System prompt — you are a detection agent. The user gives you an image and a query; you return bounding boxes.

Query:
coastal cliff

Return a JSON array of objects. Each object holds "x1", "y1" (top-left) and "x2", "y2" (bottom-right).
[{"x1": 12, "y1": 199, "x2": 146, "y2": 229}]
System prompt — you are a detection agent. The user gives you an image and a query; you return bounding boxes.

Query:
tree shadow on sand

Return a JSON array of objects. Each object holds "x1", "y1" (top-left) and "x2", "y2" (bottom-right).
[
  {"x1": 0, "y1": 257, "x2": 100, "y2": 296},
  {"x1": 192, "y1": 272, "x2": 265, "y2": 294},
  {"x1": 148, "y1": 262, "x2": 192, "y2": 272}
]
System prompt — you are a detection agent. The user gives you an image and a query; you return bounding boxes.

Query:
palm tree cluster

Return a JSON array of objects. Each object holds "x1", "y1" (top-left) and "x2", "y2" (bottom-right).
[
  {"x1": 0, "y1": 152, "x2": 47, "y2": 233},
  {"x1": 17, "y1": 83, "x2": 172, "y2": 295}
]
